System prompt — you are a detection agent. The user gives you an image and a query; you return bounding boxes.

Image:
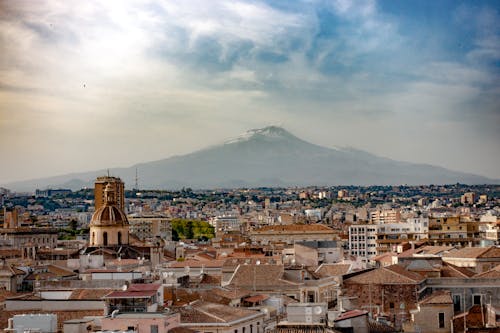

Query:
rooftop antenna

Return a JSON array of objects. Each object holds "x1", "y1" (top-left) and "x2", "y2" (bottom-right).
[{"x1": 107, "y1": 169, "x2": 110, "y2": 177}]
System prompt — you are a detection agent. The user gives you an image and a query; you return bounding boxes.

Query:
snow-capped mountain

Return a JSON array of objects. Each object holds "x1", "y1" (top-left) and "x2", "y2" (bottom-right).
[{"x1": 3, "y1": 126, "x2": 497, "y2": 190}]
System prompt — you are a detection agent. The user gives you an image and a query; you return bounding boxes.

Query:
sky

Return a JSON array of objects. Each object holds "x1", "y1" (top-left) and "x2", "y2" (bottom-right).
[{"x1": 0, "y1": 0, "x2": 499, "y2": 184}]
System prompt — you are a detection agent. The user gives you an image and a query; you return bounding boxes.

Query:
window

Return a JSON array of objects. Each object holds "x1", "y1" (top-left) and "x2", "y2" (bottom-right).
[
  {"x1": 438, "y1": 313, "x2": 445, "y2": 328},
  {"x1": 103, "y1": 232, "x2": 108, "y2": 246},
  {"x1": 473, "y1": 294, "x2": 482, "y2": 305},
  {"x1": 453, "y1": 294, "x2": 461, "y2": 312},
  {"x1": 389, "y1": 302, "x2": 394, "y2": 309},
  {"x1": 150, "y1": 325, "x2": 158, "y2": 333}
]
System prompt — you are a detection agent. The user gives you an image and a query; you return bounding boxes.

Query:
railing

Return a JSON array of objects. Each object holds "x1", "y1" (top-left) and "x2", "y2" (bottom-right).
[{"x1": 109, "y1": 305, "x2": 147, "y2": 313}]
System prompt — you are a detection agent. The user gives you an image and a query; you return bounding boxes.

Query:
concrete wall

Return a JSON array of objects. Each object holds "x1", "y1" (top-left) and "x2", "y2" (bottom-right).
[
  {"x1": 412, "y1": 303, "x2": 453, "y2": 333},
  {"x1": 6, "y1": 299, "x2": 105, "y2": 312},
  {"x1": 101, "y1": 314, "x2": 179, "y2": 333}
]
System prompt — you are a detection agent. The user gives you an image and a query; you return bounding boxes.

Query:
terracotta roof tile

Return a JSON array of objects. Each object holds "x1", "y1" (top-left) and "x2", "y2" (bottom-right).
[
  {"x1": 344, "y1": 265, "x2": 424, "y2": 285},
  {"x1": 441, "y1": 262, "x2": 475, "y2": 278},
  {"x1": 473, "y1": 264, "x2": 500, "y2": 279},
  {"x1": 419, "y1": 290, "x2": 453, "y2": 305},
  {"x1": 334, "y1": 310, "x2": 368, "y2": 321},
  {"x1": 315, "y1": 264, "x2": 351, "y2": 277},
  {"x1": 69, "y1": 289, "x2": 114, "y2": 300},
  {"x1": 443, "y1": 246, "x2": 499, "y2": 259}
]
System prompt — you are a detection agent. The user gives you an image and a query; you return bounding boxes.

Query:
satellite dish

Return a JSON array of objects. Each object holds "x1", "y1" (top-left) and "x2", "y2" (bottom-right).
[
  {"x1": 122, "y1": 285, "x2": 127, "y2": 291},
  {"x1": 256, "y1": 260, "x2": 261, "y2": 265},
  {"x1": 162, "y1": 272, "x2": 168, "y2": 278},
  {"x1": 314, "y1": 306, "x2": 323, "y2": 315}
]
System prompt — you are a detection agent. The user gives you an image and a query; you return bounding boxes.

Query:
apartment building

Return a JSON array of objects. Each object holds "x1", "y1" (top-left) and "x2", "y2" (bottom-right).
[
  {"x1": 370, "y1": 209, "x2": 401, "y2": 224},
  {"x1": 349, "y1": 218, "x2": 429, "y2": 262}
]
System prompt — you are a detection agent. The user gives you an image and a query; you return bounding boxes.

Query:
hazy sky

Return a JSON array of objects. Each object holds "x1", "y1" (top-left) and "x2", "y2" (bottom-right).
[{"x1": 1, "y1": 0, "x2": 499, "y2": 184}]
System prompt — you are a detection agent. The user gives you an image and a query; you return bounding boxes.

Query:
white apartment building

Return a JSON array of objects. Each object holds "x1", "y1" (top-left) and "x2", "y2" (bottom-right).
[
  {"x1": 349, "y1": 217, "x2": 429, "y2": 263},
  {"x1": 211, "y1": 215, "x2": 241, "y2": 234}
]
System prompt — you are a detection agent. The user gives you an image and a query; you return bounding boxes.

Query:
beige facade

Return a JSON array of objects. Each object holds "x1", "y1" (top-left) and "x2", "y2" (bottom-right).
[
  {"x1": 408, "y1": 291, "x2": 454, "y2": 333},
  {"x1": 128, "y1": 215, "x2": 172, "y2": 241},
  {"x1": 94, "y1": 176, "x2": 125, "y2": 211}
]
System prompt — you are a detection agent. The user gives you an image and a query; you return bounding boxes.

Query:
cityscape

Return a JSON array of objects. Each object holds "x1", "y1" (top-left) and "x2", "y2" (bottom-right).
[
  {"x1": 1, "y1": 1, "x2": 499, "y2": 333},
  {"x1": 0, "y1": 178, "x2": 498, "y2": 333}
]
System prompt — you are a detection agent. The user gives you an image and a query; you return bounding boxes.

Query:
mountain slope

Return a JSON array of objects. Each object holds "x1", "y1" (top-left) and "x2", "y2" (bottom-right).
[{"x1": 3, "y1": 126, "x2": 497, "y2": 191}]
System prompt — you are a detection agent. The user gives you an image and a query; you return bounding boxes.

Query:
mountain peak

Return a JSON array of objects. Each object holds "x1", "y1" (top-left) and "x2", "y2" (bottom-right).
[{"x1": 225, "y1": 126, "x2": 297, "y2": 144}]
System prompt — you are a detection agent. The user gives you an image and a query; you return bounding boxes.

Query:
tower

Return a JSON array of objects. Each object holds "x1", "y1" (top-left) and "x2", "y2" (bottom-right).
[
  {"x1": 89, "y1": 182, "x2": 129, "y2": 247},
  {"x1": 94, "y1": 176, "x2": 125, "y2": 211}
]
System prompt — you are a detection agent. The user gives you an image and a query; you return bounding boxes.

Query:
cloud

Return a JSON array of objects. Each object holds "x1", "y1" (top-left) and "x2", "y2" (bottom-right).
[{"x1": 0, "y1": 0, "x2": 499, "y2": 182}]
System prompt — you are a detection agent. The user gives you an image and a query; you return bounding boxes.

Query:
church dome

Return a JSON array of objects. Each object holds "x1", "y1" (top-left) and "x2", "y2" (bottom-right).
[
  {"x1": 90, "y1": 183, "x2": 128, "y2": 226},
  {"x1": 90, "y1": 205, "x2": 128, "y2": 226}
]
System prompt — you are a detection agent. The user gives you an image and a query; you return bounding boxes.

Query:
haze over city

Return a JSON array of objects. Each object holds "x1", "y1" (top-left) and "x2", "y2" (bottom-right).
[{"x1": 1, "y1": 0, "x2": 499, "y2": 184}]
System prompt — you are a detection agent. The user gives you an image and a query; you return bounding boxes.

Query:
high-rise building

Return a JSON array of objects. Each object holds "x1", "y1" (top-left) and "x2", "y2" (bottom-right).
[{"x1": 94, "y1": 176, "x2": 125, "y2": 212}]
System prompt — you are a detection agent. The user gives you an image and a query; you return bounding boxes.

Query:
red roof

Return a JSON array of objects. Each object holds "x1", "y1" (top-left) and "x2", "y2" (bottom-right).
[
  {"x1": 128, "y1": 283, "x2": 161, "y2": 291},
  {"x1": 244, "y1": 294, "x2": 269, "y2": 303},
  {"x1": 334, "y1": 310, "x2": 368, "y2": 321}
]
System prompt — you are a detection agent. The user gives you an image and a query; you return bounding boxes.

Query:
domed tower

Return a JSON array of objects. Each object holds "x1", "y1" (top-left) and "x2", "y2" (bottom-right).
[{"x1": 89, "y1": 183, "x2": 129, "y2": 247}]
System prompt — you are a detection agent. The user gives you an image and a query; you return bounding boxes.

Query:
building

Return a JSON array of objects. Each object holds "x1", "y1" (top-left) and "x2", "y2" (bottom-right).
[
  {"x1": 128, "y1": 214, "x2": 172, "y2": 242},
  {"x1": 342, "y1": 264, "x2": 426, "y2": 329},
  {"x1": 461, "y1": 192, "x2": 476, "y2": 205},
  {"x1": 94, "y1": 176, "x2": 125, "y2": 211},
  {"x1": 89, "y1": 183, "x2": 130, "y2": 247},
  {"x1": 250, "y1": 224, "x2": 337, "y2": 245},
  {"x1": 101, "y1": 312, "x2": 180, "y2": 333},
  {"x1": 406, "y1": 290, "x2": 454, "y2": 333},
  {"x1": 369, "y1": 209, "x2": 401, "y2": 224},
  {"x1": 178, "y1": 300, "x2": 265, "y2": 333},
  {"x1": 441, "y1": 246, "x2": 500, "y2": 273},
  {"x1": 212, "y1": 215, "x2": 242, "y2": 235},
  {"x1": 428, "y1": 216, "x2": 480, "y2": 247}
]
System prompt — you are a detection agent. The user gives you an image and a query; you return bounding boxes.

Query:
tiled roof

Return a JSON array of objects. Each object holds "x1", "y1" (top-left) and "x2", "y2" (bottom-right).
[
  {"x1": 334, "y1": 310, "x2": 368, "y2": 321},
  {"x1": 228, "y1": 264, "x2": 297, "y2": 289},
  {"x1": 372, "y1": 252, "x2": 396, "y2": 263},
  {"x1": 443, "y1": 246, "x2": 500, "y2": 259},
  {"x1": 46, "y1": 264, "x2": 77, "y2": 277},
  {"x1": 244, "y1": 294, "x2": 269, "y2": 303},
  {"x1": 69, "y1": 289, "x2": 114, "y2": 300},
  {"x1": 419, "y1": 290, "x2": 453, "y2": 305},
  {"x1": 211, "y1": 287, "x2": 251, "y2": 300},
  {"x1": 315, "y1": 264, "x2": 351, "y2": 277},
  {"x1": 473, "y1": 264, "x2": 500, "y2": 279},
  {"x1": 441, "y1": 262, "x2": 475, "y2": 278},
  {"x1": 169, "y1": 259, "x2": 225, "y2": 268},
  {"x1": 179, "y1": 301, "x2": 261, "y2": 324},
  {"x1": 128, "y1": 283, "x2": 161, "y2": 291},
  {"x1": 344, "y1": 264, "x2": 424, "y2": 285}
]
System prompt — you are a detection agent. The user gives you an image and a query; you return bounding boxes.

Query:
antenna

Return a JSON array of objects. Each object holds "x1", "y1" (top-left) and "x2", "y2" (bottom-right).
[
  {"x1": 107, "y1": 169, "x2": 110, "y2": 177},
  {"x1": 134, "y1": 168, "x2": 139, "y2": 191}
]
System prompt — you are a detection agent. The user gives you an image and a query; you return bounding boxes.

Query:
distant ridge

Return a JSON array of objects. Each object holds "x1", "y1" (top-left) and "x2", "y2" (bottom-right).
[{"x1": 3, "y1": 126, "x2": 497, "y2": 191}]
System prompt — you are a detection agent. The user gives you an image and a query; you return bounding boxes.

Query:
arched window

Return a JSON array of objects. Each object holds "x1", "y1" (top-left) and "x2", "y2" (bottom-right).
[
  {"x1": 103, "y1": 232, "x2": 108, "y2": 246},
  {"x1": 92, "y1": 232, "x2": 95, "y2": 245},
  {"x1": 118, "y1": 232, "x2": 122, "y2": 245}
]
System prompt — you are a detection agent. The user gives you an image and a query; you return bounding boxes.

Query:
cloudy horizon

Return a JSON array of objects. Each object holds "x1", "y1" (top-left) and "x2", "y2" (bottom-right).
[{"x1": 1, "y1": 0, "x2": 499, "y2": 184}]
